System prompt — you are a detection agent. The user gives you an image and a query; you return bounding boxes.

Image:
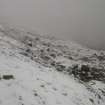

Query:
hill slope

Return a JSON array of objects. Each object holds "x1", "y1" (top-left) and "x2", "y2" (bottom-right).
[{"x1": 0, "y1": 25, "x2": 105, "y2": 105}]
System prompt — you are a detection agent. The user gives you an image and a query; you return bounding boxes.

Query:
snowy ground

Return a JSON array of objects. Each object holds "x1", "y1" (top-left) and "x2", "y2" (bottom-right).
[{"x1": 0, "y1": 25, "x2": 105, "y2": 105}]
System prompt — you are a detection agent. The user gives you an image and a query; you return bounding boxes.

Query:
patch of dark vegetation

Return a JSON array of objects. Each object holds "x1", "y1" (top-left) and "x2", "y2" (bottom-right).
[
  {"x1": 25, "y1": 48, "x2": 31, "y2": 53},
  {"x1": 62, "y1": 93, "x2": 68, "y2": 96},
  {"x1": 52, "y1": 87, "x2": 57, "y2": 91},
  {"x1": 18, "y1": 34, "x2": 105, "y2": 84},
  {"x1": 34, "y1": 93, "x2": 38, "y2": 96},
  {"x1": 2, "y1": 75, "x2": 14, "y2": 80},
  {"x1": 0, "y1": 76, "x2": 1, "y2": 80},
  {"x1": 70, "y1": 64, "x2": 105, "y2": 82},
  {"x1": 89, "y1": 98, "x2": 94, "y2": 103},
  {"x1": 19, "y1": 96, "x2": 22, "y2": 101},
  {"x1": 68, "y1": 56, "x2": 73, "y2": 60},
  {"x1": 40, "y1": 84, "x2": 45, "y2": 88},
  {"x1": 20, "y1": 52, "x2": 29, "y2": 56},
  {"x1": 97, "y1": 94, "x2": 102, "y2": 100}
]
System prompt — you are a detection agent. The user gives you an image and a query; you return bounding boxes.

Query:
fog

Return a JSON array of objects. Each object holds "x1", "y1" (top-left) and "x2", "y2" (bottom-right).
[{"x1": 0, "y1": 0, "x2": 105, "y2": 50}]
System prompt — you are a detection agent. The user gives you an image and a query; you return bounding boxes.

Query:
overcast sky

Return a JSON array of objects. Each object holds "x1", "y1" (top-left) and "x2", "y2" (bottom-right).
[{"x1": 0, "y1": 0, "x2": 105, "y2": 50}]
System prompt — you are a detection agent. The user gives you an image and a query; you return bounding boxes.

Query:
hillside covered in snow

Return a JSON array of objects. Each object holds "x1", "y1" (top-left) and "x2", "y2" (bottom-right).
[{"x1": 0, "y1": 25, "x2": 105, "y2": 105}]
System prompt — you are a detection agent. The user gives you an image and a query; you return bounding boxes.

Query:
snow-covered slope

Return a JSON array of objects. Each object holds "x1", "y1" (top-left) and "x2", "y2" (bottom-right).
[{"x1": 0, "y1": 25, "x2": 105, "y2": 105}]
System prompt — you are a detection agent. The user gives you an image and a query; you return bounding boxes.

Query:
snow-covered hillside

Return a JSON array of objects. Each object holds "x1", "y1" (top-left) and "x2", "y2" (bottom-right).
[{"x1": 0, "y1": 25, "x2": 105, "y2": 105}]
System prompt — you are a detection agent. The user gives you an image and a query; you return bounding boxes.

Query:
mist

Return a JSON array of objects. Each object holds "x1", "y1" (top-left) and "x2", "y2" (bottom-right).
[{"x1": 0, "y1": 0, "x2": 105, "y2": 50}]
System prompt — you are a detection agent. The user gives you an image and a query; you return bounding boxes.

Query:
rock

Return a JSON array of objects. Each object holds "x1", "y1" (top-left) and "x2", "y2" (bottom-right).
[
  {"x1": 55, "y1": 64, "x2": 66, "y2": 72},
  {"x1": 50, "y1": 53, "x2": 56, "y2": 58},
  {"x1": 2, "y1": 75, "x2": 14, "y2": 80}
]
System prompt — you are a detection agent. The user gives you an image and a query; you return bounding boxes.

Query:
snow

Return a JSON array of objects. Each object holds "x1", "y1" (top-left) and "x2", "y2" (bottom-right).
[
  {"x1": 0, "y1": 51, "x2": 91, "y2": 105},
  {"x1": 0, "y1": 25, "x2": 105, "y2": 105}
]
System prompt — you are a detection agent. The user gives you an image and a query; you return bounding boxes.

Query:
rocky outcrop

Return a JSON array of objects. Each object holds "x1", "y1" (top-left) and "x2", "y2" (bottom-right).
[{"x1": 71, "y1": 64, "x2": 105, "y2": 82}]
